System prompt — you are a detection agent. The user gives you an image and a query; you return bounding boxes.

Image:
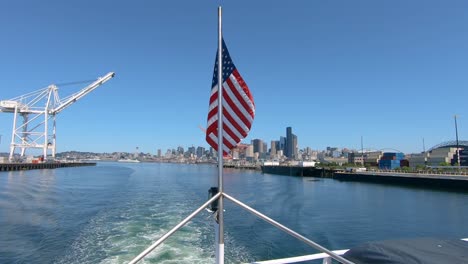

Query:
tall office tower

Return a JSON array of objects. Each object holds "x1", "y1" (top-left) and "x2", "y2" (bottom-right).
[
  {"x1": 279, "y1": 136, "x2": 286, "y2": 153},
  {"x1": 286, "y1": 127, "x2": 293, "y2": 158},
  {"x1": 270, "y1": 140, "x2": 278, "y2": 158},
  {"x1": 188, "y1": 146, "x2": 195, "y2": 155},
  {"x1": 252, "y1": 139, "x2": 264, "y2": 154},
  {"x1": 177, "y1": 146, "x2": 184, "y2": 155},
  {"x1": 292, "y1": 134, "x2": 298, "y2": 159},
  {"x1": 285, "y1": 127, "x2": 298, "y2": 159},
  {"x1": 157, "y1": 149, "x2": 162, "y2": 158},
  {"x1": 245, "y1": 145, "x2": 254, "y2": 159},
  {"x1": 196, "y1": 146, "x2": 205, "y2": 158}
]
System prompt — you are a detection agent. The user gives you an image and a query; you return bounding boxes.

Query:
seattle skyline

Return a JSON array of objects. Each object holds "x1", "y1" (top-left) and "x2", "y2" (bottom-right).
[{"x1": 1, "y1": 1, "x2": 467, "y2": 155}]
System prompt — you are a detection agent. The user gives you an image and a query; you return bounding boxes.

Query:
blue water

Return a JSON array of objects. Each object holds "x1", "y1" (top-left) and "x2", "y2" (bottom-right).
[{"x1": 1, "y1": 162, "x2": 468, "y2": 264}]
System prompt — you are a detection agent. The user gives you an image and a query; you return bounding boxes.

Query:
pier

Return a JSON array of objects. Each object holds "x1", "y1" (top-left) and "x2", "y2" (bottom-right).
[
  {"x1": 334, "y1": 171, "x2": 468, "y2": 189},
  {"x1": 223, "y1": 164, "x2": 259, "y2": 170},
  {"x1": 0, "y1": 162, "x2": 96, "y2": 172}
]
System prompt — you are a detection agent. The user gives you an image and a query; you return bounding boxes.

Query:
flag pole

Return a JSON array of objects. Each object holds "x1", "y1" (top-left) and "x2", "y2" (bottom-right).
[{"x1": 216, "y1": 5, "x2": 225, "y2": 264}]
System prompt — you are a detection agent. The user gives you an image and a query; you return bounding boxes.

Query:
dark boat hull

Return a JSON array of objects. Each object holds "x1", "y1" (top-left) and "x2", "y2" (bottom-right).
[{"x1": 261, "y1": 165, "x2": 320, "y2": 177}]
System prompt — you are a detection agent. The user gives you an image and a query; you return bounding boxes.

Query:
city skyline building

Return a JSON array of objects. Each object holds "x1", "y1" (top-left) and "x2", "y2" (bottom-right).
[
  {"x1": 252, "y1": 139, "x2": 264, "y2": 155},
  {"x1": 285, "y1": 127, "x2": 298, "y2": 159},
  {"x1": 196, "y1": 146, "x2": 205, "y2": 158},
  {"x1": 270, "y1": 140, "x2": 278, "y2": 159},
  {"x1": 279, "y1": 137, "x2": 286, "y2": 154}
]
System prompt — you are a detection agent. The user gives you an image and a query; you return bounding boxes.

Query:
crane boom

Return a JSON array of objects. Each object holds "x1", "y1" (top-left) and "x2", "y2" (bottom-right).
[
  {"x1": 0, "y1": 71, "x2": 115, "y2": 161},
  {"x1": 52, "y1": 72, "x2": 115, "y2": 114}
]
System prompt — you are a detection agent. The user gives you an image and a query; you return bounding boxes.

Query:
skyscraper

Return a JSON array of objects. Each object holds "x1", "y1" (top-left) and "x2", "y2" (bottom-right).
[
  {"x1": 252, "y1": 139, "x2": 264, "y2": 154},
  {"x1": 292, "y1": 134, "x2": 298, "y2": 159},
  {"x1": 196, "y1": 146, "x2": 205, "y2": 158},
  {"x1": 285, "y1": 127, "x2": 298, "y2": 159},
  {"x1": 270, "y1": 140, "x2": 278, "y2": 158},
  {"x1": 279, "y1": 136, "x2": 286, "y2": 153}
]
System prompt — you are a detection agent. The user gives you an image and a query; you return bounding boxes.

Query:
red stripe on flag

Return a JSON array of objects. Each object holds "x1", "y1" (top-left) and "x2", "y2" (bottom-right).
[
  {"x1": 232, "y1": 69, "x2": 254, "y2": 110},
  {"x1": 209, "y1": 90, "x2": 218, "y2": 105},
  {"x1": 223, "y1": 123, "x2": 241, "y2": 143},
  {"x1": 223, "y1": 87, "x2": 251, "y2": 129},
  {"x1": 227, "y1": 72, "x2": 255, "y2": 119},
  {"x1": 223, "y1": 136, "x2": 235, "y2": 150},
  {"x1": 207, "y1": 107, "x2": 217, "y2": 122},
  {"x1": 222, "y1": 107, "x2": 248, "y2": 138}
]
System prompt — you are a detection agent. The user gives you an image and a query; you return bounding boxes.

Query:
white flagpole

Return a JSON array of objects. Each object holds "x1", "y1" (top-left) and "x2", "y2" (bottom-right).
[{"x1": 215, "y1": 5, "x2": 225, "y2": 264}]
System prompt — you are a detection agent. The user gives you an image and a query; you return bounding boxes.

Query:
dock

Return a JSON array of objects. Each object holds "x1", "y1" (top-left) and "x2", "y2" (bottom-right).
[
  {"x1": 223, "y1": 164, "x2": 259, "y2": 170},
  {"x1": 0, "y1": 162, "x2": 96, "y2": 172},
  {"x1": 334, "y1": 171, "x2": 468, "y2": 189}
]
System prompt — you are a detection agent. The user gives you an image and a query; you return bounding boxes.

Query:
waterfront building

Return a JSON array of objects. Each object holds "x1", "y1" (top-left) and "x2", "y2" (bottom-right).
[
  {"x1": 408, "y1": 141, "x2": 468, "y2": 167},
  {"x1": 157, "y1": 149, "x2": 162, "y2": 158},
  {"x1": 323, "y1": 157, "x2": 348, "y2": 166},
  {"x1": 407, "y1": 153, "x2": 427, "y2": 168},
  {"x1": 365, "y1": 151, "x2": 383, "y2": 166},
  {"x1": 348, "y1": 152, "x2": 364, "y2": 165},
  {"x1": 378, "y1": 152, "x2": 405, "y2": 169},
  {"x1": 407, "y1": 147, "x2": 457, "y2": 168},
  {"x1": 428, "y1": 147, "x2": 457, "y2": 165},
  {"x1": 458, "y1": 148, "x2": 468, "y2": 166},
  {"x1": 332, "y1": 150, "x2": 341, "y2": 158}
]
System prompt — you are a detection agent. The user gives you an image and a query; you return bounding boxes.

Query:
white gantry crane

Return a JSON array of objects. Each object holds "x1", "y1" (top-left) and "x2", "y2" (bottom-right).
[{"x1": 0, "y1": 72, "x2": 115, "y2": 162}]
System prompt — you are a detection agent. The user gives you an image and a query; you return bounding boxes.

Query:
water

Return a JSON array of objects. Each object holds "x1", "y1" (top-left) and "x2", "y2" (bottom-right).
[{"x1": 1, "y1": 162, "x2": 468, "y2": 264}]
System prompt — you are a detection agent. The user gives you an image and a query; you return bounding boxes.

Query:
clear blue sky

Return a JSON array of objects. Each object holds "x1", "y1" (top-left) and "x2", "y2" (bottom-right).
[{"x1": 1, "y1": 0, "x2": 467, "y2": 154}]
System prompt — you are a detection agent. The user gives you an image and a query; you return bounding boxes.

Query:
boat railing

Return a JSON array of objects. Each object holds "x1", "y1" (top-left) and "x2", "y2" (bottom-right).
[
  {"x1": 249, "y1": 249, "x2": 349, "y2": 264},
  {"x1": 252, "y1": 238, "x2": 468, "y2": 264},
  {"x1": 128, "y1": 191, "x2": 354, "y2": 264}
]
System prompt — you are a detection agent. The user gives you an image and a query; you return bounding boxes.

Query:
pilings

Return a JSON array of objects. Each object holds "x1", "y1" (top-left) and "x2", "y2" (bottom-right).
[{"x1": 0, "y1": 162, "x2": 96, "y2": 171}]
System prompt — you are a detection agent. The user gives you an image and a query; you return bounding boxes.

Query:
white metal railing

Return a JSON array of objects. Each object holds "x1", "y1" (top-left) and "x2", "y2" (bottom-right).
[
  {"x1": 223, "y1": 193, "x2": 353, "y2": 264},
  {"x1": 128, "y1": 189, "x2": 468, "y2": 264},
  {"x1": 128, "y1": 192, "x2": 221, "y2": 264},
  {"x1": 128, "y1": 191, "x2": 355, "y2": 264},
  {"x1": 250, "y1": 250, "x2": 349, "y2": 264}
]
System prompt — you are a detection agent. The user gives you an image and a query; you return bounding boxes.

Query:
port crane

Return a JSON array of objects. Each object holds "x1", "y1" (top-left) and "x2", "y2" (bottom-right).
[{"x1": 0, "y1": 72, "x2": 115, "y2": 161}]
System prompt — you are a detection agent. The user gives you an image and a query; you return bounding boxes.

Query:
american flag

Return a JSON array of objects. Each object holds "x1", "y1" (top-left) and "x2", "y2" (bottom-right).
[{"x1": 206, "y1": 39, "x2": 255, "y2": 156}]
